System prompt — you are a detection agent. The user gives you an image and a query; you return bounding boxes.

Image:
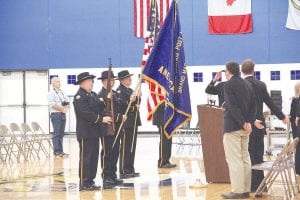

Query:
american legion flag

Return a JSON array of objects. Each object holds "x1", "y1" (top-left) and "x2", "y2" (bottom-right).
[
  {"x1": 134, "y1": 0, "x2": 170, "y2": 38},
  {"x1": 141, "y1": 0, "x2": 165, "y2": 121},
  {"x1": 141, "y1": 0, "x2": 192, "y2": 139}
]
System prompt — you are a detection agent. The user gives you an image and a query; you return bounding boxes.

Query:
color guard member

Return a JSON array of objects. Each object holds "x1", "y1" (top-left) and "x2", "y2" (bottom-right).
[
  {"x1": 153, "y1": 103, "x2": 177, "y2": 168},
  {"x1": 73, "y1": 72, "x2": 111, "y2": 191},
  {"x1": 116, "y1": 70, "x2": 141, "y2": 179},
  {"x1": 97, "y1": 70, "x2": 126, "y2": 189}
]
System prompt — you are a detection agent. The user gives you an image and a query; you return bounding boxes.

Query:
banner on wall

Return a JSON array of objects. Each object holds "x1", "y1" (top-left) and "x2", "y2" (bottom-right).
[
  {"x1": 286, "y1": 0, "x2": 300, "y2": 30},
  {"x1": 208, "y1": 0, "x2": 253, "y2": 34},
  {"x1": 134, "y1": 0, "x2": 170, "y2": 38}
]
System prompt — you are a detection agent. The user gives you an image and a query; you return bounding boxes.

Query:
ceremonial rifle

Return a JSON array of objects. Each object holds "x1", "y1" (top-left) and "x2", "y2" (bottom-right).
[{"x1": 104, "y1": 58, "x2": 115, "y2": 136}]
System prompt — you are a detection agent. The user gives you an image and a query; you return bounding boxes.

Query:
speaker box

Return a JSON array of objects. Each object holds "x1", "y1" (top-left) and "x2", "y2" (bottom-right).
[{"x1": 270, "y1": 90, "x2": 282, "y2": 112}]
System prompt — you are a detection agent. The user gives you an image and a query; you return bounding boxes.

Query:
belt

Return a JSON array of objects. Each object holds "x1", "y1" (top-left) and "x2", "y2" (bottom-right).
[{"x1": 50, "y1": 112, "x2": 65, "y2": 115}]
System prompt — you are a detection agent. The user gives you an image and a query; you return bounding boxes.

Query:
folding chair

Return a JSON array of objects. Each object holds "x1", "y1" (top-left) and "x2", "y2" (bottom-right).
[
  {"x1": 0, "y1": 125, "x2": 25, "y2": 162},
  {"x1": 31, "y1": 122, "x2": 53, "y2": 151},
  {"x1": 174, "y1": 121, "x2": 201, "y2": 146},
  {"x1": 0, "y1": 125, "x2": 14, "y2": 163},
  {"x1": 252, "y1": 137, "x2": 299, "y2": 198},
  {"x1": 20, "y1": 123, "x2": 50, "y2": 158},
  {"x1": 9, "y1": 123, "x2": 37, "y2": 160}
]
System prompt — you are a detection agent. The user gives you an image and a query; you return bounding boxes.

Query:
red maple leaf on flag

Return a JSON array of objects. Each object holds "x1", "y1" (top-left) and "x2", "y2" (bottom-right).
[{"x1": 226, "y1": 0, "x2": 236, "y2": 6}]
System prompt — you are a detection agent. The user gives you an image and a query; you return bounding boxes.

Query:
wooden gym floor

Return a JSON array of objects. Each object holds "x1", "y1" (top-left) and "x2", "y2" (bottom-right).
[{"x1": 0, "y1": 134, "x2": 298, "y2": 200}]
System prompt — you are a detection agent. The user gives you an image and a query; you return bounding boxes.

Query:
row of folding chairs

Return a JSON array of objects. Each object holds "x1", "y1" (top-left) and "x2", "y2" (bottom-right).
[
  {"x1": 252, "y1": 137, "x2": 299, "y2": 198},
  {"x1": 173, "y1": 121, "x2": 201, "y2": 146},
  {"x1": 0, "y1": 122, "x2": 52, "y2": 163}
]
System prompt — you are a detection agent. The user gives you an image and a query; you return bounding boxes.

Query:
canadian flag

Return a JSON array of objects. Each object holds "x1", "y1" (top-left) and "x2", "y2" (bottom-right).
[{"x1": 208, "y1": 0, "x2": 253, "y2": 34}]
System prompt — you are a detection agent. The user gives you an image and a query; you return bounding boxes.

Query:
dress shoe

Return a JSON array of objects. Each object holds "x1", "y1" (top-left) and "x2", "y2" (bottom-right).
[
  {"x1": 103, "y1": 178, "x2": 116, "y2": 189},
  {"x1": 158, "y1": 162, "x2": 177, "y2": 168},
  {"x1": 254, "y1": 193, "x2": 263, "y2": 198},
  {"x1": 120, "y1": 173, "x2": 133, "y2": 179},
  {"x1": 132, "y1": 172, "x2": 140, "y2": 177},
  {"x1": 114, "y1": 178, "x2": 123, "y2": 185},
  {"x1": 243, "y1": 192, "x2": 250, "y2": 198},
  {"x1": 251, "y1": 185, "x2": 267, "y2": 193},
  {"x1": 221, "y1": 192, "x2": 249, "y2": 199},
  {"x1": 90, "y1": 183, "x2": 101, "y2": 190},
  {"x1": 79, "y1": 184, "x2": 95, "y2": 191},
  {"x1": 120, "y1": 172, "x2": 140, "y2": 179}
]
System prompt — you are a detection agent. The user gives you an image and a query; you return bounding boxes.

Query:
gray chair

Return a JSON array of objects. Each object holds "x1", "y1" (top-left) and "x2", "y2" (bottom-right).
[
  {"x1": 0, "y1": 124, "x2": 25, "y2": 162},
  {"x1": 21, "y1": 123, "x2": 49, "y2": 158},
  {"x1": 252, "y1": 138, "x2": 299, "y2": 198},
  {"x1": 9, "y1": 123, "x2": 36, "y2": 160},
  {"x1": 31, "y1": 122, "x2": 53, "y2": 151}
]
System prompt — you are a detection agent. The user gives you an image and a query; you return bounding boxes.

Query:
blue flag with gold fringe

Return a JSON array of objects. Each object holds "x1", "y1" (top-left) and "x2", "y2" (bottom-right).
[{"x1": 141, "y1": 0, "x2": 191, "y2": 139}]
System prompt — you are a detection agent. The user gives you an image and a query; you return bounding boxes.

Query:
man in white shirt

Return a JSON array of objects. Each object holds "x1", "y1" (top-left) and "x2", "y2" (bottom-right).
[{"x1": 48, "y1": 77, "x2": 69, "y2": 157}]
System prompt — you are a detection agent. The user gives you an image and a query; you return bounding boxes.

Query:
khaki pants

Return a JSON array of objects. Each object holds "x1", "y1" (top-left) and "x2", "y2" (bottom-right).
[{"x1": 223, "y1": 130, "x2": 251, "y2": 193}]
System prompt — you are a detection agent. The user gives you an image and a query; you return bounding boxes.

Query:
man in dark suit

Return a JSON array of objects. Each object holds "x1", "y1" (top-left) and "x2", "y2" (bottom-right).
[
  {"x1": 221, "y1": 61, "x2": 257, "y2": 199},
  {"x1": 241, "y1": 59, "x2": 289, "y2": 192},
  {"x1": 73, "y1": 72, "x2": 112, "y2": 191},
  {"x1": 290, "y1": 82, "x2": 300, "y2": 175},
  {"x1": 116, "y1": 70, "x2": 141, "y2": 179},
  {"x1": 97, "y1": 70, "x2": 125, "y2": 189},
  {"x1": 205, "y1": 70, "x2": 226, "y2": 107},
  {"x1": 153, "y1": 103, "x2": 177, "y2": 168}
]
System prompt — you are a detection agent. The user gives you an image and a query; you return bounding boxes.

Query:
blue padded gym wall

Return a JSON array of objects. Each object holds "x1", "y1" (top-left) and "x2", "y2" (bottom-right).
[{"x1": 0, "y1": 0, "x2": 299, "y2": 70}]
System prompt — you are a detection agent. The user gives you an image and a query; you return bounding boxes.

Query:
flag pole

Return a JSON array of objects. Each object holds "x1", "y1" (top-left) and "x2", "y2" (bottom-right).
[
  {"x1": 112, "y1": 0, "x2": 166, "y2": 148},
  {"x1": 130, "y1": 85, "x2": 142, "y2": 152},
  {"x1": 112, "y1": 76, "x2": 143, "y2": 148}
]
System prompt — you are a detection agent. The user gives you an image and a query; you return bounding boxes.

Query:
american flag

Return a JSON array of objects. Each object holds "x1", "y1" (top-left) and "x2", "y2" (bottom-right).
[
  {"x1": 141, "y1": 0, "x2": 165, "y2": 120},
  {"x1": 134, "y1": 0, "x2": 170, "y2": 38}
]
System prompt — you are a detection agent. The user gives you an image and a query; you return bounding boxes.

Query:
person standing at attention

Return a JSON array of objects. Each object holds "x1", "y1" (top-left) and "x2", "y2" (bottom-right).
[
  {"x1": 73, "y1": 72, "x2": 111, "y2": 191},
  {"x1": 154, "y1": 103, "x2": 177, "y2": 168},
  {"x1": 241, "y1": 59, "x2": 289, "y2": 192},
  {"x1": 48, "y1": 77, "x2": 69, "y2": 158},
  {"x1": 290, "y1": 82, "x2": 300, "y2": 175},
  {"x1": 221, "y1": 61, "x2": 257, "y2": 199},
  {"x1": 116, "y1": 70, "x2": 141, "y2": 179}
]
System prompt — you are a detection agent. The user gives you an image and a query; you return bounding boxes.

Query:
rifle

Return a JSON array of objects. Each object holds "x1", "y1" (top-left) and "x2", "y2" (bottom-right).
[
  {"x1": 112, "y1": 79, "x2": 142, "y2": 147},
  {"x1": 104, "y1": 58, "x2": 115, "y2": 136}
]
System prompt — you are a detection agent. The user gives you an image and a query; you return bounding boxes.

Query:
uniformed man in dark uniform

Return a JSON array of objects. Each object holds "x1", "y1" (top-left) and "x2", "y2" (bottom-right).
[
  {"x1": 116, "y1": 70, "x2": 141, "y2": 179},
  {"x1": 73, "y1": 72, "x2": 112, "y2": 191},
  {"x1": 153, "y1": 103, "x2": 177, "y2": 168},
  {"x1": 97, "y1": 70, "x2": 126, "y2": 189}
]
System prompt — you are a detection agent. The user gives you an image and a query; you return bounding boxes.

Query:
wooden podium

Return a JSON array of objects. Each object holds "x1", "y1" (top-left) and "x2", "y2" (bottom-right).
[{"x1": 197, "y1": 105, "x2": 230, "y2": 183}]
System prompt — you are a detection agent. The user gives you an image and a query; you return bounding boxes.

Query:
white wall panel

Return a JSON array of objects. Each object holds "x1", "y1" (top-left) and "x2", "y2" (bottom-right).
[
  {"x1": 0, "y1": 71, "x2": 24, "y2": 125},
  {"x1": 25, "y1": 71, "x2": 48, "y2": 105},
  {"x1": 0, "y1": 107, "x2": 24, "y2": 125},
  {"x1": 25, "y1": 71, "x2": 49, "y2": 133},
  {"x1": 0, "y1": 71, "x2": 23, "y2": 105}
]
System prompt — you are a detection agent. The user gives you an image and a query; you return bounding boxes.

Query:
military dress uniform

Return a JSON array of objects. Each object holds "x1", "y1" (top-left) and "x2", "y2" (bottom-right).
[
  {"x1": 116, "y1": 83, "x2": 141, "y2": 178},
  {"x1": 153, "y1": 103, "x2": 176, "y2": 168},
  {"x1": 73, "y1": 72, "x2": 105, "y2": 191},
  {"x1": 98, "y1": 86, "x2": 124, "y2": 188}
]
